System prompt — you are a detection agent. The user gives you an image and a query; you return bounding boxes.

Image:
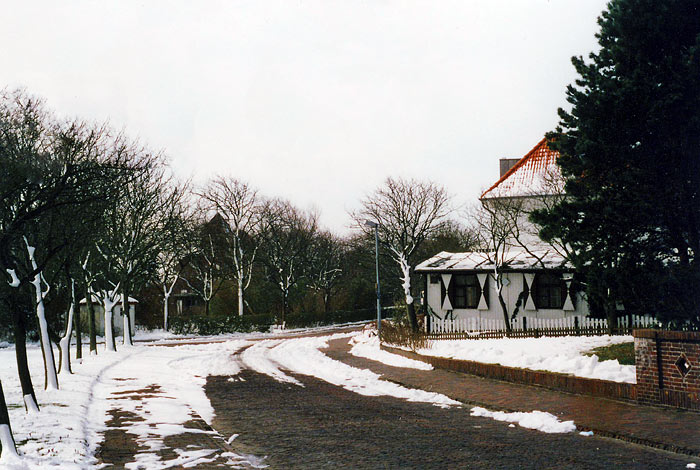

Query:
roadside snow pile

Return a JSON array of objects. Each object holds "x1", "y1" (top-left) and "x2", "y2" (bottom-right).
[
  {"x1": 470, "y1": 406, "x2": 576, "y2": 433},
  {"x1": 349, "y1": 329, "x2": 433, "y2": 370},
  {"x1": 415, "y1": 335, "x2": 636, "y2": 383},
  {"x1": 239, "y1": 334, "x2": 459, "y2": 408}
]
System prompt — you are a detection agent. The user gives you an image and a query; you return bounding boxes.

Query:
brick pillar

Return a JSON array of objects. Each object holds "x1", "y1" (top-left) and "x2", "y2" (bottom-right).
[{"x1": 634, "y1": 329, "x2": 700, "y2": 410}]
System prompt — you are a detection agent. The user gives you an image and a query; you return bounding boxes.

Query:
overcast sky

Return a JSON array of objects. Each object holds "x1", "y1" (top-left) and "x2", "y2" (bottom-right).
[{"x1": 1, "y1": 0, "x2": 608, "y2": 233}]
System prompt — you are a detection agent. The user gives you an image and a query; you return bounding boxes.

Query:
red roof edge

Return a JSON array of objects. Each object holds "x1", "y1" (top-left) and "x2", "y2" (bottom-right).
[{"x1": 479, "y1": 137, "x2": 549, "y2": 200}]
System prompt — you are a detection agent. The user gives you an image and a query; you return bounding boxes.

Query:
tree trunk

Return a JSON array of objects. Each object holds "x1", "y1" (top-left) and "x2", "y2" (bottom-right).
[
  {"x1": 58, "y1": 278, "x2": 75, "y2": 375},
  {"x1": 122, "y1": 288, "x2": 133, "y2": 346},
  {"x1": 74, "y1": 301, "x2": 82, "y2": 360},
  {"x1": 11, "y1": 302, "x2": 39, "y2": 413},
  {"x1": 163, "y1": 292, "x2": 170, "y2": 331},
  {"x1": 497, "y1": 292, "x2": 512, "y2": 333},
  {"x1": 606, "y1": 304, "x2": 617, "y2": 335},
  {"x1": 282, "y1": 291, "x2": 289, "y2": 327},
  {"x1": 0, "y1": 380, "x2": 19, "y2": 460},
  {"x1": 406, "y1": 301, "x2": 418, "y2": 331},
  {"x1": 25, "y1": 241, "x2": 59, "y2": 390},
  {"x1": 205, "y1": 299, "x2": 210, "y2": 317},
  {"x1": 237, "y1": 281, "x2": 244, "y2": 317},
  {"x1": 86, "y1": 287, "x2": 97, "y2": 355},
  {"x1": 323, "y1": 291, "x2": 330, "y2": 314},
  {"x1": 103, "y1": 293, "x2": 117, "y2": 352}
]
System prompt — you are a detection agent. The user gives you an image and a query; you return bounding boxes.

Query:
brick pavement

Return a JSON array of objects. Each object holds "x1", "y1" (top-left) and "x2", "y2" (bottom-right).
[
  {"x1": 97, "y1": 379, "x2": 263, "y2": 469},
  {"x1": 324, "y1": 337, "x2": 700, "y2": 457}
]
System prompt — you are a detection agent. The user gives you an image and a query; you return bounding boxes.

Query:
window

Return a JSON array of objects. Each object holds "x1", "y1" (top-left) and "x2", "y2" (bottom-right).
[
  {"x1": 430, "y1": 274, "x2": 440, "y2": 284},
  {"x1": 533, "y1": 273, "x2": 566, "y2": 309},
  {"x1": 450, "y1": 274, "x2": 481, "y2": 309}
]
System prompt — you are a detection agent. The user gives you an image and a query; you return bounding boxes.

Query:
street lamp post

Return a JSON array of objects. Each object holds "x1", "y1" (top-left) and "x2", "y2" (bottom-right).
[{"x1": 365, "y1": 220, "x2": 381, "y2": 335}]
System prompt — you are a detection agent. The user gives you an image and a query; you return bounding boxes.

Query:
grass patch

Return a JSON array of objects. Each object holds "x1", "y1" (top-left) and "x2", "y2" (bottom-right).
[{"x1": 585, "y1": 342, "x2": 635, "y2": 365}]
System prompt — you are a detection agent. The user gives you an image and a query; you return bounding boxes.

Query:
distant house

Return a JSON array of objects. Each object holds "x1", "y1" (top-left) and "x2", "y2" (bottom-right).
[
  {"x1": 79, "y1": 294, "x2": 138, "y2": 336},
  {"x1": 416, "y1": 138, "x2": 590, "y2": 331}
]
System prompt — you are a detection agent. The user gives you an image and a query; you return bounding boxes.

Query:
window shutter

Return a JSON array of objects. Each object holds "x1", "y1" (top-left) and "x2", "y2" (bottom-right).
[
  {"x1": 476, "y1": 273, "x2": 489, "y2": 310},
  {"x1": 563, "y1": 277, "x2": 575, "y2": 311},
  {"x1": 441, "y1": 274, "x2": 453, "y2": 310},
  {"x1": 523, "y1": 273, "x2": 537, "y2": 311}
]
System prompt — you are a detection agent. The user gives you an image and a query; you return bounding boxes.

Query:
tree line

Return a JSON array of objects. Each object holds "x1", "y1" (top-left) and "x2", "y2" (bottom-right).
[{"x1": 0, "y1": 88, "x2": 476, "y2": 457}]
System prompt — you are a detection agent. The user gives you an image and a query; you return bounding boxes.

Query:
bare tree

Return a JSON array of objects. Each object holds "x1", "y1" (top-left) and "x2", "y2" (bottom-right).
[
  {"x1": 307, "y1": 231, "x2": 344, "y2": 313},
  {"x1": 182, "y1": 214, "x2": 230, "y2": 317},
  {"x1": 352, "y1": 177, "x2": 451, "y2": 330},
  {"x1": 475, "y1": 165, "x2": 570, "y2": 331},
  {"x1": 472, "y1": 200, "x2": 522, "y2": 332},
  {"x1": 259, "y1": 199, "x2": 318, "y2": 325},
  {"x1": 199, "y1": 177, "x2": 261, "y2": 317}
]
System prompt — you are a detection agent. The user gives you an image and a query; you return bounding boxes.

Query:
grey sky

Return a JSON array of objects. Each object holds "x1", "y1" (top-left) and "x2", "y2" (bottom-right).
[{"x1": 1, "y1": 0, "x2": 607, "y2": 233}]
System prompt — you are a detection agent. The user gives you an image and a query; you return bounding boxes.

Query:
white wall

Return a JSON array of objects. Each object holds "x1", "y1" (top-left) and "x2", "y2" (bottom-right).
[
  {"x1": 425, "y1": 271, "x2": 588, "y2": 324},
  {"x1": 79, "y1": 304, "x2": 136, "y2": 336}
]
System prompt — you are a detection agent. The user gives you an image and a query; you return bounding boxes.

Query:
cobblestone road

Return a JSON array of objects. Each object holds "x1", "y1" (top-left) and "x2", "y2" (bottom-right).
[{"x1": 207, "y1": 369, "x2": 690, "y2": 469}]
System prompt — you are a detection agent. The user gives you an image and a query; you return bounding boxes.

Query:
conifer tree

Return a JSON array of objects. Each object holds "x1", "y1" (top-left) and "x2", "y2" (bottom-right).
[{"x1": 533, "y1": 0, "x2": 700, "y2": 326}]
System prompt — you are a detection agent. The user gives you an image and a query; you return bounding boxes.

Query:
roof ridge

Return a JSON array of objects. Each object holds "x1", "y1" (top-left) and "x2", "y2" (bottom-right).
[{"x1": 479, "y1": 137, "x2": 549, "y2": 200}]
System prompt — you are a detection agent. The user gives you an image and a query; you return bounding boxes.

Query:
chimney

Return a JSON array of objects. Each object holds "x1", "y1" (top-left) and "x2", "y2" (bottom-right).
[{"x1": 499, "y1": 158, "x2": 519, "y2": 177}]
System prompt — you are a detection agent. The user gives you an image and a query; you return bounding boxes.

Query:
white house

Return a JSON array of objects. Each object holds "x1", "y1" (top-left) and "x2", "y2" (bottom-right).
[
  {"x1": 79, "y1": 294, "x2": 138, "y2": 336},
  {"x1": 416, "y1": 138, "x2": 590, "y2": 331}
]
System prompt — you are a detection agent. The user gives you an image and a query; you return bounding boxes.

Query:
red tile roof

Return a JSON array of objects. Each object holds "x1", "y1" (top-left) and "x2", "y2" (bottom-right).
[{"x1": 480, "y1": 138, "x2": 563, "y2": 199}]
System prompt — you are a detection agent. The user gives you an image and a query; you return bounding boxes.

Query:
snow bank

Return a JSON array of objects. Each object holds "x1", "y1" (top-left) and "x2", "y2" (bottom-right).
[
  {"x1": 349, "y1": 330, "x2": 433, "y2": 370},
  {"x1": 414, "y1": 335, "x2": 635, "y2": 383},
  {"x1": 470, "y1": 406, "x2": 576, "y2": 433},
  {"x1": 237, "y1": 334, "x2": 460, "y2": 408}
]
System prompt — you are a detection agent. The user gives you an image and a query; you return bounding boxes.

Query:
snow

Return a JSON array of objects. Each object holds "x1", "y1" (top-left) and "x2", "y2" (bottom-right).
[
  {"x1": 0, "y1": 339, "x2": 260, "y2": 469},
  {"x1": 349, "y1": 329, "x2": 433, "y2": 370},
  {"x1": 687, "y1": 463, "x2": 697, "y2": 469},
  {"x1": 579, "y1": 430, "x2": 594, "y2": 437},
  {"x1": 0, "y1": 324, "x2": 602, "y2": 468},
  {"x1": 470, "y1": 407, "x2": 576, "y2": 433},
  {"x1": 414, "y1": 335, "x2": 636, "y2": 383},
  {"x1": 234, "y1": 333, "x2": 460, "y2": 408}
]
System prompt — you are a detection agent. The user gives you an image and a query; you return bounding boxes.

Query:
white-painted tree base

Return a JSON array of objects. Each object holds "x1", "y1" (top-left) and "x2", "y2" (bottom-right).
[
  {"x1": 0, "y1": 424, "x2": 20, "y2": 462},
  {"x1": 22, "y1": 395, "x2": 39, "y2": 414}
]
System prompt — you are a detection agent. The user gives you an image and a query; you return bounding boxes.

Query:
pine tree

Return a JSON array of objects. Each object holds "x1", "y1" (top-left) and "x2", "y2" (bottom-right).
[{"x1": 532, "y1": 0, "x2": 700, "y2": 326}]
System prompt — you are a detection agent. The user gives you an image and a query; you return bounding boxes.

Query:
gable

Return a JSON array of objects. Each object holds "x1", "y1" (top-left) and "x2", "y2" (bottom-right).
[{"x1": 480, "y1": 138, "x2": 563, "y2": 200}]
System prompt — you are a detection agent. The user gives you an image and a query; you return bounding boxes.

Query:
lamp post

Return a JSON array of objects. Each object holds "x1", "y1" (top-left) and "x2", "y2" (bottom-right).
[{"x1": 365, "y1": 220, "x2": 381, "y2": 335}]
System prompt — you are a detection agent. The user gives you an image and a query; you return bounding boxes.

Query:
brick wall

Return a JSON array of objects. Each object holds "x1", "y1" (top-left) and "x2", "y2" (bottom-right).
[{"x1": 634, "y1": 329, "x2": 700, "y2": 410}]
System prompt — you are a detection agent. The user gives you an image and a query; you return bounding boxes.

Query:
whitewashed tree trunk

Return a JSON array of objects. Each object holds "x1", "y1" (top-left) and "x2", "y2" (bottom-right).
[
  {"x1": 162, "y1": 274, "x2": 178, "y2": 331},
  {"x1": 58, "y1": 279, "x2": 76, "y2": 375},
  {"x1": 0, "y1": 381, "x2": 19, "y2": 460},
  {"x1": 237, "y1": 280, "x2": 244, "y2": 317},
  {"x1": 163, "y1": 292, "x2": 170, "y2": 331},
  {"x1": 122, "y1": 292, "x2": 133, "y2": 346},
  {"x1": 103, "y1": 292, "x2": 118, "y2": 352},
  {"x1": 25, "y1": 240, "x2": 59, "y2": 391},
  {"x1": 397, "y1": 252, "x2": 414, "y2": 305}
]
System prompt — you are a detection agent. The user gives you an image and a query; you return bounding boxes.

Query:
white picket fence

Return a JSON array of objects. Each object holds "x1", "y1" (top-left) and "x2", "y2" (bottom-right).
[{"x1": 427, "y1": 314, "x2": 657, "y2": 338}]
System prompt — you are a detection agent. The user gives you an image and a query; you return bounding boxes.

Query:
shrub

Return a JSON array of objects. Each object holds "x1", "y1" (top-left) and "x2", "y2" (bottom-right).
[{"x1": 379, "y1": 310, "x2": 430, "y2": 351}]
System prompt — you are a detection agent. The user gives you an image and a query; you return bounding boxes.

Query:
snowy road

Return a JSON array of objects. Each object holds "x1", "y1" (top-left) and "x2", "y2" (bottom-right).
[
  {"x1": 209, "y1": 334, "x2": 692, "y2": 470},
  {"x1": 1, "y1": 326, "x2": 695, "y2": 469}
]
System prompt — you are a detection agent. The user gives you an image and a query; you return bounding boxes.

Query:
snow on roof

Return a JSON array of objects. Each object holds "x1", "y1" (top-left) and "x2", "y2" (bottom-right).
[
  {"x1": 480, "y1": 138, "x2": 564, "y2": 199},
  {"x1": 415, "y1": 249, "x2": 570, "y2": 272}
]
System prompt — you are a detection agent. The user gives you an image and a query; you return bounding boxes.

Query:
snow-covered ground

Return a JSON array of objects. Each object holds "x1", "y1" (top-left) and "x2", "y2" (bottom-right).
[
  {"x1": 1, "y1": 326, "x2": 603, "y2": 468},
  {"x1": 408, "y1": 335, "x2": 636, "y2": 383}
]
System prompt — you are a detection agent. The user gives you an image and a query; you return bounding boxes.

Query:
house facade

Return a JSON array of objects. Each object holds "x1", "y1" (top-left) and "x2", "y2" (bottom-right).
[{"x1": 416, "y1": 138, "x2": 590, "y2": 331}]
